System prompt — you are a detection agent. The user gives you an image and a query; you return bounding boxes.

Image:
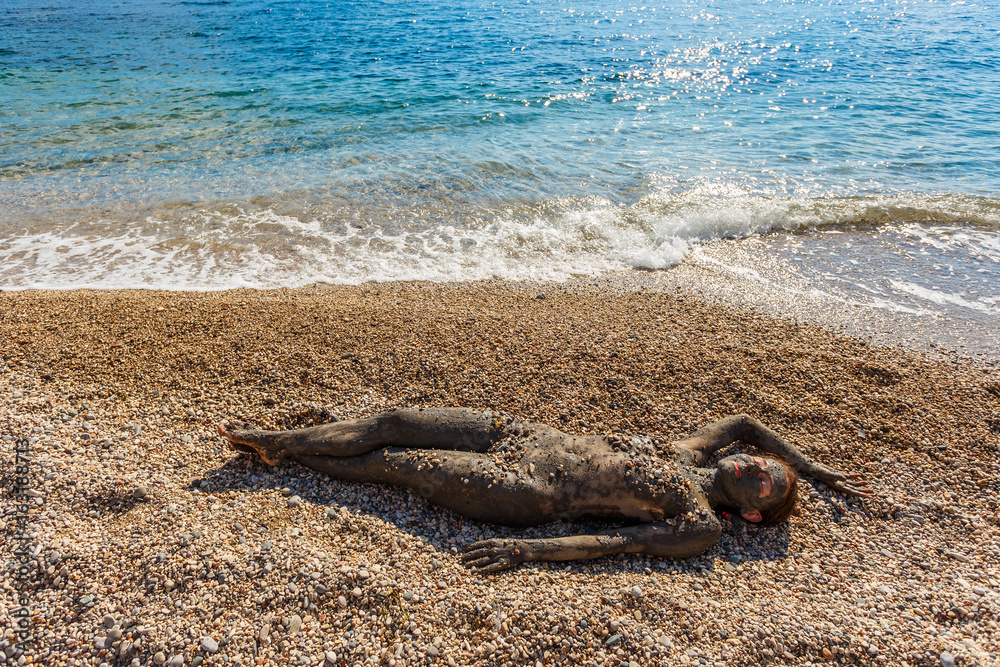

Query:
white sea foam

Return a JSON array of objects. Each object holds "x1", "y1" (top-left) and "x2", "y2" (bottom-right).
[
  {"x1": 684, "y1": 213, "x2": 1000, "y2": 322},
  {"x1": 889, "y1": 281, "x2": 1000, "y2": 316},
  {"x1": 1, "y1": 192, "x2": 999, "y2": 291}
]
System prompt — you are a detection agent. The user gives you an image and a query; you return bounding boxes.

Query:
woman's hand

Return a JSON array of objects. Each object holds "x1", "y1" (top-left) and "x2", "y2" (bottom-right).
[
  {"x1": 808, "y1": 463, "x2": 872, "y2": 498},
  {"x1": 461, "y1": 539, "x2": 527, "y2": 573}
]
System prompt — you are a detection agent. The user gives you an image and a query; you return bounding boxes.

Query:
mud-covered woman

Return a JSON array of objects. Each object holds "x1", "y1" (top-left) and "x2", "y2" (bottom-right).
[{"x1": 219, "y1": 408, "x2": 868, "y2": 573}]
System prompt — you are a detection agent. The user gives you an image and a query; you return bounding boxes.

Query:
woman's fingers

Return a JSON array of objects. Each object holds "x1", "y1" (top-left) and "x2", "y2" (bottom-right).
[
  {"x1": 460, "y1": 539, "x2": 521, "y2": 573},
  {"x1": 461, "y1": 541, "x2": 492, "y2": 557},
  {"x1": 461, "y1": 540, "x2": 507, "y2": 559},
  {"x1": 462, "y1": 556, "x2": 497, "y2": 570},
  {"x1": 475, "y1": 559, "x2": 512, "y2": 574},
  {"x1": 460, "y1": 547, "x2": 494, "y2": 564},
  {"x1": 834, "y1": 480, "x2": 872, "y2": 498},
  {"x1": 812, "y1": 464, "x2": 870, "y2": 491},
  {"x1": 465, "y1": 540, "x2": 494, "y2": 551},
  {"x1": 815, "y1": 465, "x2": 846, "y2": 482},
  {"x1": 460, "y1": 551, "x2": 488, "y2": 564},
  {"x1": 463, "y1": 555, "x2": 511, "y2": 573}
]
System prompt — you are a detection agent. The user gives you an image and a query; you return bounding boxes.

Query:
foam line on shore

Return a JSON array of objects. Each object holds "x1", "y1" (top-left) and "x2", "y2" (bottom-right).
[{"x1": 2, "y1": 192, "x2": 998, "y2": 291}]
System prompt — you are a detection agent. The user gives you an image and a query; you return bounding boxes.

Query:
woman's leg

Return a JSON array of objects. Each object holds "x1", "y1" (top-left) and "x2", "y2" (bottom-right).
[
  {"x1": 293, "y1": 448, "x2": 558, "y2": 526},
  {"x1": 219, "y1": 407, "x2": 516, "y2": 466}
]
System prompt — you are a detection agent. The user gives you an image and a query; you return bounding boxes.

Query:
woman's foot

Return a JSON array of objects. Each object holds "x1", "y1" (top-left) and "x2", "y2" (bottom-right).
[{"x1": 218, "y1": 422, "x2": 287, "y2": 466}]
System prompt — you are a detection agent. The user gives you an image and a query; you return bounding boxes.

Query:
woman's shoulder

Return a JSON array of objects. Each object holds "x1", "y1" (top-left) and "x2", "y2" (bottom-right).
[
  {"x1": 612, "y1": 432, "x2": 702, "y2": 468},
  {"x1": 664, "y1": 442, "x2": 700, "y2": 467}
]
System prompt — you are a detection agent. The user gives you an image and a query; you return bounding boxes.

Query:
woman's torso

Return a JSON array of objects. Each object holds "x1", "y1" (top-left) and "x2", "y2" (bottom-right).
[{"x1": 482, "y1": 423, "x2": 704, "y2": 523}]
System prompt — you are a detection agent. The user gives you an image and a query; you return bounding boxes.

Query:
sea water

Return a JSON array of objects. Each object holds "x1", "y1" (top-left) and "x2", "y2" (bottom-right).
[{"x1": 2, "y1": 0, "x2": 999, "y2": 347}]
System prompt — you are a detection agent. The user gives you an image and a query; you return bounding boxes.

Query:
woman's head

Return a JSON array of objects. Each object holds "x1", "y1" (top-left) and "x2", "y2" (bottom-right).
[{"x1": 716, "y1": 453, "x2": 798, "y2": 525}]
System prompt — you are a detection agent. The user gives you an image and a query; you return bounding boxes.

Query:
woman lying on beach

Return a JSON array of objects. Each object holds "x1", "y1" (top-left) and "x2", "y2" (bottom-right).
[{"x1": 219, "y1": 409, "x2": 869, "y2": 573}]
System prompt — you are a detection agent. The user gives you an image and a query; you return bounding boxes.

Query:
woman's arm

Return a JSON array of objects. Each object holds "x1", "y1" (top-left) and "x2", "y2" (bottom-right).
[
  {"x1": 676, "y1": 414, "x2": 869, "y2": 497},
  {"x1": 672, "y1": 415, "x2": 748, "y2": 464},
  {"x1": 461, "y1": 513, "x2": 722, "y2": 573}
]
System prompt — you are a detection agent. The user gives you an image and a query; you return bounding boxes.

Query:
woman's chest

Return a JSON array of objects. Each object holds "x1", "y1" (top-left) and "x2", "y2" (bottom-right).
[{"x1": 536, "y1": 444, "x2": 701, "y2": 521}]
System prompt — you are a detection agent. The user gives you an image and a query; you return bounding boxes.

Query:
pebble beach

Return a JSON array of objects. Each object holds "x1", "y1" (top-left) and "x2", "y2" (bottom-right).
[{"x1": 2, "y1": 278, "x2": 999, "y2": 667}]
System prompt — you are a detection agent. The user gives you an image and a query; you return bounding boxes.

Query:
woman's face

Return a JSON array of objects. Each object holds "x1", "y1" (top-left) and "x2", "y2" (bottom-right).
[{"x1": 717, "y1": 453, "x2": 790, "y2": 521}]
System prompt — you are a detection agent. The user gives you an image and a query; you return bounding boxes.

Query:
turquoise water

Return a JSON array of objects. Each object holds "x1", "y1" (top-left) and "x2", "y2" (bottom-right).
[{"x1": 2, "y1": 0, "x2": 999, "y2": 311}]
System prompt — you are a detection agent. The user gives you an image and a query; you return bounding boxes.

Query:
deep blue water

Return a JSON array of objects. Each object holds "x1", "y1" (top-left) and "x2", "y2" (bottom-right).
[{"x1": 1, "y1": 0, "x2": 999, "y2": 308}]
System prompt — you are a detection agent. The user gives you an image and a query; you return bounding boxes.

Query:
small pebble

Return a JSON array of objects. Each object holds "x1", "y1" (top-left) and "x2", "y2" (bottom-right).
[{"x1": 287, "y1": 614, "x2": 303, "y2": 634}]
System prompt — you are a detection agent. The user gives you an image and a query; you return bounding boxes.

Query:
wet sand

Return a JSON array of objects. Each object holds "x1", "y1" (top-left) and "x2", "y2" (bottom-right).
[{"x1": 1, "y1": 278, "x2": 998, "y2": 666}]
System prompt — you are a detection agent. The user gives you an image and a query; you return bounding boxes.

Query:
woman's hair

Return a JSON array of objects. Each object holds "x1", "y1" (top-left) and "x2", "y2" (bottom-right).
[{"x1": 757, "y1": 459, "x2": 799, "y2": 526}]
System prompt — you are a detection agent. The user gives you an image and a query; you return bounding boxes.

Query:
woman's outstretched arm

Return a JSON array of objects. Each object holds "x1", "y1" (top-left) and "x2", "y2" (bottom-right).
[
  {"x1": 675, "y1": 414, "x2": 870, "y2": 497},
  {"x1": 461, "y1": 513, "x2": 722, "y2": 573}
]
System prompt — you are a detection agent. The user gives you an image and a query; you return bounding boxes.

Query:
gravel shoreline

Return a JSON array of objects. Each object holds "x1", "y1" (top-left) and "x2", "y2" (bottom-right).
[{"x1": 2, "y1": 280, "x2": 998, "y2": 667}]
